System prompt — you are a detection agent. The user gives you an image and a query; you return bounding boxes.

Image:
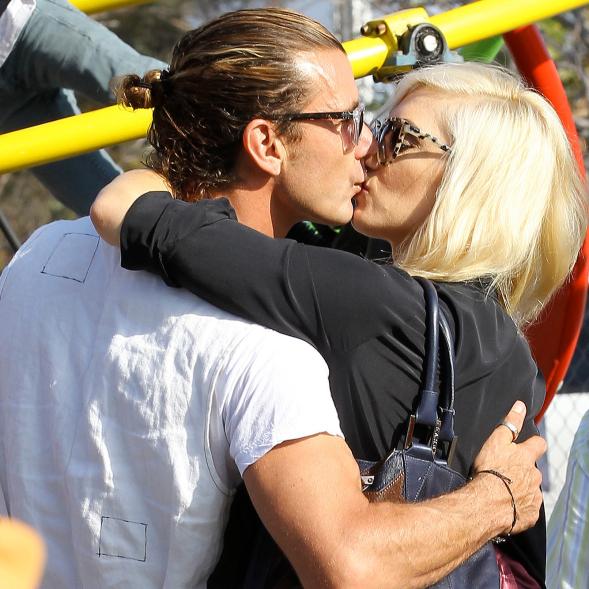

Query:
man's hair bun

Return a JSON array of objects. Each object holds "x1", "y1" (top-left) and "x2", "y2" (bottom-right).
[{"x1": 117, "y1": 70, "x2": 164, "y2": 109}]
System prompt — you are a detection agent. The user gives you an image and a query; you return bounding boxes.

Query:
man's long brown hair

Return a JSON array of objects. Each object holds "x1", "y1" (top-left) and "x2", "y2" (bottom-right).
[{"x1": 118, "y1": 8, "x2": 344, "y2": 201}]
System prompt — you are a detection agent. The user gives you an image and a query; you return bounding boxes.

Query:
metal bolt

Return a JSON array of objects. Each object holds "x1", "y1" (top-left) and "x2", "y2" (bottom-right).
[{"x1": 422, "y1": 34, "x2": 439, "y2": 53}]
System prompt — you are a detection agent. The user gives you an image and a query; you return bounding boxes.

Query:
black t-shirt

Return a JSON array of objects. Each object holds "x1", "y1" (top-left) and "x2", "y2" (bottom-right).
[{"x1": 120, "y1": 192, "x2": 546, "y2": 586}]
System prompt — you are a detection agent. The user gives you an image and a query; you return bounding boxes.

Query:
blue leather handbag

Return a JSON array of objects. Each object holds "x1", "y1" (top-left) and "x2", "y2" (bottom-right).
[{"x1": 358, "y1": 277, "x2": 500, "y2": 588}]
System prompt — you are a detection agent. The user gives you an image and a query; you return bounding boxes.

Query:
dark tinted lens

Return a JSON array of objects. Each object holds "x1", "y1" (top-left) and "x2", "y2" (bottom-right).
[
  {"x1": 376, "y1": 120, "x2": 389, "y2": 164},
  {"x1": 355, "y1": 108, "x2": 364, "y2": 144},
  {"x1": 389, "y1": 120, "x2": 404, "y2": 159},
  {"x1": 376, "y1": 119, "x2": 403, "y2": 164}
]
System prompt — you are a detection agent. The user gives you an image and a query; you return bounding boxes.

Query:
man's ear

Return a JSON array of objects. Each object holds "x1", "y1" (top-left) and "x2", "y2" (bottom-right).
[{"x1": 242, "y1": 118, "x2": 286, "y2": 177}]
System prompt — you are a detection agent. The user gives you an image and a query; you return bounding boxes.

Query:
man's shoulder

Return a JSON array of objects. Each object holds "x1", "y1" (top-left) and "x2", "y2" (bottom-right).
[
  {"x1": 5, "y1": 217, "x2": 323, "y2": 362},
  {"x1": 212, "y1": 314, "x2": 324, "y2": 363},
  {"x1": 3, "y1": 216, "x2": 115, "y2": 282},
  {"x1": 23, "y1": 215, "x2": 95, "y2": 241},
  {"x1": 3, "y1": 216, "x2": 98, "y2": 273}
]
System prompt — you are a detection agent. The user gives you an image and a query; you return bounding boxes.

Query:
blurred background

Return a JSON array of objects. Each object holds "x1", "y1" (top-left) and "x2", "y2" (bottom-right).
[{"x1": 2, "y1": 0, "x2": 589, "y2": 518}]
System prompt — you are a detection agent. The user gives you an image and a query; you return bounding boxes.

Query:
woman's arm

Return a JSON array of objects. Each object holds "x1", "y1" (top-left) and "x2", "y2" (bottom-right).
[
  {"x1": 91, "y1": 171, "x2": 393, "y2": 351},
  {"x1": 91, "y1": 169, "x2": 169, "y2": 246}
]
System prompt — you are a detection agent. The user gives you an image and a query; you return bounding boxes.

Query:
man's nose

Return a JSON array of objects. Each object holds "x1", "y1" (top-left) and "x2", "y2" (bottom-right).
[
  {"x1": 358, "y1": 126, "x2": 379, "y2": 169},
  {"x1": 354, "y1": 123, "x2": 374, "y2": 159}
]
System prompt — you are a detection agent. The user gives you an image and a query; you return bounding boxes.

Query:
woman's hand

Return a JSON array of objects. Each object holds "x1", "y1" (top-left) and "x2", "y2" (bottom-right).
[
  {"x1": 91, "y1": 169, "x2": 169, "y2": 246},
  {"x1": 472, "y1": 401, "x2": 546, "y2": 536}
]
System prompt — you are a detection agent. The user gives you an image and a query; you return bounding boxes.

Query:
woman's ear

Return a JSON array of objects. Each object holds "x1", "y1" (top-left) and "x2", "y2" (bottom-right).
[{"x1": 242, "y1": 118, "x2": 286, "y2": 177}]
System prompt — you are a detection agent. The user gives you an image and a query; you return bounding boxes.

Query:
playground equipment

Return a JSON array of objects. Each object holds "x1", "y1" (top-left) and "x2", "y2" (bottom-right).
[
  {"x1": 71, "y1": 0, "x2": 152, "y2": 14},
  {"x1": 0, "y1": 0, "x2": 587, "y2": 418},
  {"x1": 2, "y1": 0, "x2": 588, "y2": 175}
]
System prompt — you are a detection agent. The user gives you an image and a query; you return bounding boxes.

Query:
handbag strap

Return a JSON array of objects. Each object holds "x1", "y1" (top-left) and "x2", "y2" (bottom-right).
[
  {"x1": 404, "y1": 277, "x2": 457, "y2": 465},
  {"x1": 438, "y1": 310, "x2": 457, "y2": 462}
]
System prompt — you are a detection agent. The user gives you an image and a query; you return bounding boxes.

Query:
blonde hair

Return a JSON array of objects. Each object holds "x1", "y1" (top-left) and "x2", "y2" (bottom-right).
[{"x1": 386, "y1": 62, "x2": 588, "y2": 326}]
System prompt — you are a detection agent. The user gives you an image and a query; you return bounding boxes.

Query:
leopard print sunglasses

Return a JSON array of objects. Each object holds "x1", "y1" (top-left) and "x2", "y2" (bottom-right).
[{"x1": 370, "y1": 117, "x2": 452, "y2": 166}]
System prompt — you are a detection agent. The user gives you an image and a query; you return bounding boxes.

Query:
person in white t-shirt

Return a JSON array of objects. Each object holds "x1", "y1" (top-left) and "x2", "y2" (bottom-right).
[
  {"x1": 0, "y1": 216, "x2": 343, "y2": 587},
  {"x1": 1, "y1": 8, "x2": 546, "y2": 589}
]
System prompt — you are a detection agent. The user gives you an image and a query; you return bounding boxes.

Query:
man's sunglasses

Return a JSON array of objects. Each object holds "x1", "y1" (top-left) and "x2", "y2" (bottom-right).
[
  {"x1": 267, "y1": 105, "x2": 365, "y2": 151},
  {"x1": 371, "y1": 117, "x2": 452, "y2": 166}
]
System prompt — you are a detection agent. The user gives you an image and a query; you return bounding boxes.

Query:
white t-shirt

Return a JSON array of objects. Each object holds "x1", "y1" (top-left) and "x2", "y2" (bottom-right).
[
  {"x1": 0, "y1": 217, "x2": 342, "y2": 588},
  {"x1": 0, "y1": 0, "x2": 35, "y2": 67}
]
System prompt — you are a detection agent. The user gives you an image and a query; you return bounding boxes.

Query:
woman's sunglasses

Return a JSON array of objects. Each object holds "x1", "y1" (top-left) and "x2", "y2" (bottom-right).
[{"x1": 370, "y1": 117, "x2": 452, "y2": 166}]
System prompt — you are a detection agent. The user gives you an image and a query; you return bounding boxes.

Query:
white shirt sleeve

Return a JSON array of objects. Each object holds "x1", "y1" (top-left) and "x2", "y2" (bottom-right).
[
  {"x1": 216, "y1": 330, "x2": 343, "y2": 478},
  {"x1": 547, "y1": 410, "x2": 589, "y2": 589}
]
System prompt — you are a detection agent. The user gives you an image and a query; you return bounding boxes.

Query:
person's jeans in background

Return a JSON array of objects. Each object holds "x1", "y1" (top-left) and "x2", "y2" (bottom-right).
[{"x1": 0, "y1": 0, "x2": 166, "y2": 214}]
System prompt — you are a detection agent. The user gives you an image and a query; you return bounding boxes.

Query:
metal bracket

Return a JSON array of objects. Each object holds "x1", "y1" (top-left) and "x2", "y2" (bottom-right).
[
  {"x1": 404, "y1": 413, "x2": 442, "y2": 452},
  {"x1": 361, "y1": 9, "x2": 463, "y2": 82}
]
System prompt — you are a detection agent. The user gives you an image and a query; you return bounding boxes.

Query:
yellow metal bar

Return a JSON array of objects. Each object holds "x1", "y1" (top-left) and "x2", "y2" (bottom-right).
[
  {"x1": 343, "y1": 8, "x2": 428, "y2": 78},
  {"x1": 2, "y1": 0, "x2": 588, "y2": 174},
  {"x1": 70, "y1": 0, "x2": 152, "y2": 15},
  {"x1": 343, "y1": 0, "x2": 589, "y2": 78},
  {"x1": 432, "y1": 0, "x2": 589, "y2": 49},
  {"x1": 344, "y1": 36, "x2": 389, "y2": 80},
  {"x1": 0, "y1": 106, "x2": 152, "y2": 173}
]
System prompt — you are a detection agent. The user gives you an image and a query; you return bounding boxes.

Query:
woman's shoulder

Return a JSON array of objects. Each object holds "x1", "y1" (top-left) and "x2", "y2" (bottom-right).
[
  {"x1": 297, "y1": 251, "x2": 427, "y2": 349},
  {"x1": 435, "y1": 280, "x2": 534, "y2": 371},
  {"x1": 302, "y1": 247, "x2": 425, "y2": 313}
]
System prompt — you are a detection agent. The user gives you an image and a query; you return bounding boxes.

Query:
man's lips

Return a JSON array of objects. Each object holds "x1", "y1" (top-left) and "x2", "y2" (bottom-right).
[
  {"x1": 353, "y1": 177, "x2": 368, "y2": 193},
  {"x1": 358, "y1": 181, "x2": 369, "y2": 194},
  {"x1": 352, "y1": 182, "x2": 368, "y2": 209}
]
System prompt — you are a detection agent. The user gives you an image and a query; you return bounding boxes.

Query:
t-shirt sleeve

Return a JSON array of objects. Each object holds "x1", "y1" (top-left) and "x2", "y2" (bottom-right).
[
  {"x1": 216, "y1": 330, "x2": 343, "y2": 477},
  {"x1": 120, "y1": 192, "x2": 396, "y2": 352}
]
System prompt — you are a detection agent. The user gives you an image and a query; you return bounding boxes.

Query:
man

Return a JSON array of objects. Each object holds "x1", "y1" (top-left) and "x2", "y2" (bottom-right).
[{"x1": 1, "y1": 8, "x2": 544, "y2": 588}]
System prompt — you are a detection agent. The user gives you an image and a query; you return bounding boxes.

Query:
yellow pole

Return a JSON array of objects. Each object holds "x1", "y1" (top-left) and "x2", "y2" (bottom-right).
[
  {"x1": 0, "y1": 106, "x2": 152, "y2": 172},
  {"x1": 344, "y1": 0, "x2": 589, "y2": 78},
  {"x1": 1, "y1": 0, "x2": 588, "y2": 174},
  {"x1": 71, "y1": 0, "x2": 153, "y2": 15},
  {"x1": 432, "y1": 0, "x2": 589, "y2": 49},
  {"x1": 344, "y1": 36, "x2": 390, "y2": 80}
]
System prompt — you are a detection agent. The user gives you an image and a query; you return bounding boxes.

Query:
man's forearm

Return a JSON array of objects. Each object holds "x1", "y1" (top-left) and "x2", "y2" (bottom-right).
[
  {"x1": 246, "y1": 436, "x2": 524, "y2": 589},
  {"x1": 247, "y1": 402, "x2": 543, "y2": 589},
  {"x1": 345, "y1": 473, "x2": 508, "y2": 589}
]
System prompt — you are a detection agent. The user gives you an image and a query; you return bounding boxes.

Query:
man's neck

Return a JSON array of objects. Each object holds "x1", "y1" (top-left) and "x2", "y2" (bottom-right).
[{"x1": 222, "y1": 187, "x2": 294, "y2": 239}]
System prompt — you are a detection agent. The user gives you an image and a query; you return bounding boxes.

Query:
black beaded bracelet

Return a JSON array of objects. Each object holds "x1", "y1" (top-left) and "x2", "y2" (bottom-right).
[{"x1": 477, "y1": 469, "x2": 517, "y2": 543}]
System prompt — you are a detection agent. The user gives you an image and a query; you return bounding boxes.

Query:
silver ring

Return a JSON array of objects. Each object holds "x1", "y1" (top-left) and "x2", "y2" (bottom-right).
[{"x1": 499, "y1": 420, "x2": 519, "y2": 442}]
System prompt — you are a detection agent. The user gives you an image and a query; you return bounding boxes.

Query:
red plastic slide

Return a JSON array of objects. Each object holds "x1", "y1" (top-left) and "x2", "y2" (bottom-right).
[{"x1": 504, "y1": 25, "x2": 589, "y2": 422}]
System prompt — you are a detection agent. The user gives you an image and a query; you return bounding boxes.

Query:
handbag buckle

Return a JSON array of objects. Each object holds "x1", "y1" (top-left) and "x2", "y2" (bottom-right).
[
  {"x1": 404, "y1": 413, "x2": 441, "y2": 452},
  {"x1": 404, "y1": 414, "x2": 417, "y2": 449},
  {"x1": 434, "y1": 435, "x2": 459, "y2": 468}
]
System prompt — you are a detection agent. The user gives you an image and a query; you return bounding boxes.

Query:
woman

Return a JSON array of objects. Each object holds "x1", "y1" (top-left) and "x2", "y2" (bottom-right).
[{"x1": 92, "y1": 62, "x2": 587, "y2": 586}]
